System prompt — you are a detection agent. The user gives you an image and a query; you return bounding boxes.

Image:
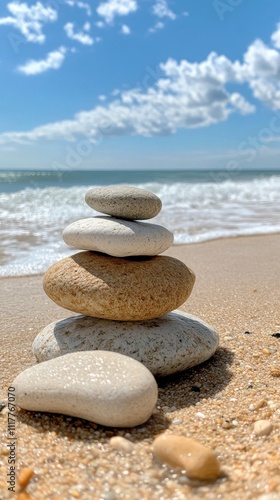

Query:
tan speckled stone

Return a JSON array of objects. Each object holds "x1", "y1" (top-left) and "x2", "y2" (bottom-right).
[
  {"x1": 153, "y1": 434, "x2": 221, "y2": 480},
  {"x1": 43, "y1": 252, "x2": 195, "y2": 320}
]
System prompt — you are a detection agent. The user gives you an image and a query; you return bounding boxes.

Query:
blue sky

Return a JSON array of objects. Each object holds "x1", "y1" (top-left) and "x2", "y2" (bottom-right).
[{"x1": 1, "y1": 0, "x2": 280, "y2": 170}]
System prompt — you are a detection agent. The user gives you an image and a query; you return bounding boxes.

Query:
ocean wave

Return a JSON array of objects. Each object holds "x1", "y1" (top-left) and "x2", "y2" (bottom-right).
[{"x1": 1, "y1": 175, "x2": 280, "y2": 276}]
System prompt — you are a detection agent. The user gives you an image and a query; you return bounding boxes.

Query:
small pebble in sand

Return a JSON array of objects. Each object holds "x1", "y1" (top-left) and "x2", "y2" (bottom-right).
[
  {"x1": 195, "y1": 412, "x2": 206, "y2": 419},
  {"x1": 270, "y1": 368, "x2": 280, "y2": 377},
  {"x1": 17, "y1": 468, "x2": 34, "y2": 489},
  {"x1": 109, "y1": 436, "x2": 134, "y2": 454},
  {"x1": 253, "y1": 420, "x2": 273, "y2": 437},
  {"x1": 221, "y1": 419, "x2": 232, "y2": 429},
  {"x1": 152, "y1": 434, "x2": 221, "y2": 480},
  {"x1": 271, "y1": 332, "x2": 280, "y2": 338},
  {"x1": 254, "y1": 399, "x2": 267, "y2": 410},
  {"x1": 1, "y1": 446, "x2": 9, "y2": 456},
  {"x1": 263, "y1": 348, "x2": 271, "y2": 355},
  {"x1": 16, "y1": 493, "x2": 31, "y2": 500}
]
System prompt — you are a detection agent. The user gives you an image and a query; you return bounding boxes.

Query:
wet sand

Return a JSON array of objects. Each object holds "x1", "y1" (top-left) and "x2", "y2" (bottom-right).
[{"x1": 1, "y1": 234, "x2": 280, "y2": 499}]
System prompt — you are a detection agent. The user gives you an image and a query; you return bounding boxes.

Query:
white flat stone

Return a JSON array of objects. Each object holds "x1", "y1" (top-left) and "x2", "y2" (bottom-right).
[
  {"x1": 63, "y1": 216, "x2": 173, "y2": 257},
  {"x1": 32, "y1": 311, "x2": 219, "y2": 376},
  {"x1": 85, "y1": 185, "x2": 162, "y2": 220},
  {"x1": 13, "y1": 351, "x2": 158, "y2": 428}
]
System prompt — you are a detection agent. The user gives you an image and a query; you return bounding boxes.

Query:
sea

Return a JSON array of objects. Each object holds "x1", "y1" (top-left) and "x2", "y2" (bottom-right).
[{"x1": 0, "y1": 169, "x2": 280, "y2": 277}]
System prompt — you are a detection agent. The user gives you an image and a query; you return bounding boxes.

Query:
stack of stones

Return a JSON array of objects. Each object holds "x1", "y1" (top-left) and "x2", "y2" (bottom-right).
[{"x1": 13, "y1": 186, "x2": 219, "y2": 428}]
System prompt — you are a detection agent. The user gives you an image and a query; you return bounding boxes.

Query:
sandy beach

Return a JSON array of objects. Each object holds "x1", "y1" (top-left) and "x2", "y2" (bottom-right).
[{"x1": 1, "y1": 234, "x2": 279, "y2": 499}]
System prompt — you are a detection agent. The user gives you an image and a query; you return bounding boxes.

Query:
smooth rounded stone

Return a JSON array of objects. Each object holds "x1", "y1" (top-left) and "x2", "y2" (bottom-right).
[
  {"x1": 63, "y1": 216, "x2": 173, "y2": 257},
  {"x1": 43, "y1": 252, "x2": 195, "y2": 321},
  {"x1": 109, "y1": 436, "x2": 134, "y2": 454},
  {"x1": 13, "y1": 351, "x2": 158, "y2": 428},
  {"x1": 32, "y1": 311, "x2": 219, "y2": 376},
  {"x1": 153, "y1": 434, "x2": 221, "y2": 480},
  {"x1": 253, "y1": 420, "x2": 273, "y2": 436},
  {"x1": 85, "y1": 185, "x2": 162, "y2": 220}
]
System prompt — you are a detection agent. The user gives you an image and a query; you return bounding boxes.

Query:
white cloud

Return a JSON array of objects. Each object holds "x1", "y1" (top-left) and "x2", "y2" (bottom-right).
[
  {"x1": 229, "y1": 92, "x2": 255, "y2": 115},
  {"x1": 152, "y1": 0, "x2": 176, "y2": 20},
  {"x1": 7, "y1": 24, "x2": 280, "y2": 145},
  {"x1": 121, "y1": 24, "x2": 131, "y2": 35},
  {"x1": 64, "y1": 22, "x2": 94, "y2": 45},
  {"x1": 149, "y1": 0, "x2": 177, "y2": 33},
  {"x1": 0, "y1": 51, "x2": 255, "y2": 144},
  {"x1": 65, "y1": 0, "x2": 92, "y2": 16},
  {"x1": 243, "y1": 38, "x2": 280, "y2": 109},
  {"x1": 17, "y1": 46, "x2": 67, "y2": 75},
  {"x1": 149, "y1": 21, "x2": 164, "y2": 33},
  {"x1": 271, "y1": 23, "x2": 280, "y2": 49},
  {"x1": 0, "y1": 1, "x2": 57, "y2": 43},
  {"x1": 97, "y1": 0, "x2": 138, "y2": 24},
  {"x1": 244, "y1": 39, "x2": 280, "y2": 79},
  {"x1": 95, "y1": 20, "x2": 105, "y2": 28}
]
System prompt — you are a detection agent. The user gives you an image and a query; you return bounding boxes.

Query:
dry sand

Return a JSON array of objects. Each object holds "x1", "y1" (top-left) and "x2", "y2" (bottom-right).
[{"x1": 0, "y1": 234, "x2": 279, "y2": 499}]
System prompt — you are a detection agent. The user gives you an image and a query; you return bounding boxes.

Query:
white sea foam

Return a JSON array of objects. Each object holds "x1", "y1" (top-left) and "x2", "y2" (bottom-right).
[{"x1": 1, "y1": 175, "x2": 280, "y2": 276}]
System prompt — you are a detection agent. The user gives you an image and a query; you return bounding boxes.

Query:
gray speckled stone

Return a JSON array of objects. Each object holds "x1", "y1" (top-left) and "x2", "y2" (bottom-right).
[
  {"x1": 85, "y1": 185, "x2": 162, "y2": 220},
  {"x1": 13, "y1": 351, "x2": 158, "y2": 427},
  {"x1": 32, "y1": 311, "x2": 219, "y2": 376},
  {"x1": 63, "y1": 216, "x2": 173, "y2": 257}
]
